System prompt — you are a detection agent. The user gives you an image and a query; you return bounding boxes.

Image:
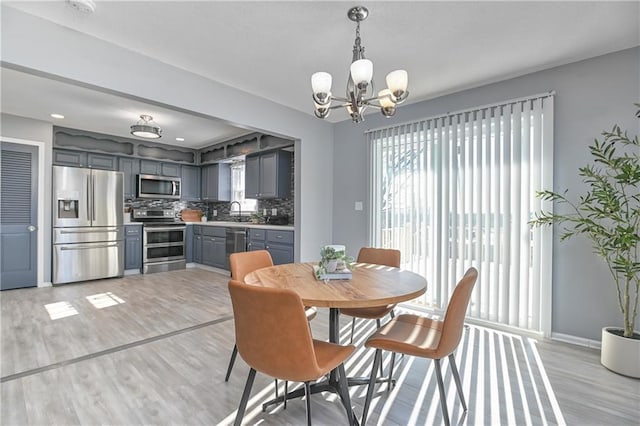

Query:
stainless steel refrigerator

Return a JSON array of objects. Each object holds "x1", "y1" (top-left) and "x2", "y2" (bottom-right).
[{"x1": 52, "y1": 165, "x2": 124, "y2": 284}]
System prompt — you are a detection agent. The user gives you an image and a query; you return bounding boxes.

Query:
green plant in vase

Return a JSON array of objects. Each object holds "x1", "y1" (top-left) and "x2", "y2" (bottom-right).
[{"x1": 316, "y1": 246, "x2": 354, "y2": 278}]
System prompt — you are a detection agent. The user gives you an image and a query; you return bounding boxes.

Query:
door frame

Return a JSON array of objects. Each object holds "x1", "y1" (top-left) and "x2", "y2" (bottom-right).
[{"x1": 1, "y1": 136, "x2": 47, "y2": 287}]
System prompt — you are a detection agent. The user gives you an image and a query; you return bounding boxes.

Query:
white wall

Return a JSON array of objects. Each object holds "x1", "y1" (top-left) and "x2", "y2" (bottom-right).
[
  {"x1": 332, "y1": 47, "x2": 640, "y2": 341},
  {"x1": 1, "y1": 113, "x2": 54, "y2": 284},
  {"x1": 1, "y1": 6, "x2": 334, "y2": 262}
]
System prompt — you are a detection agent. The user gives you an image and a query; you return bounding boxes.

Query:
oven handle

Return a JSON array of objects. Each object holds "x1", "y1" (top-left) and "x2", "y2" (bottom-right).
[
  {"x1": 60, "y1": 243, "x2": 119, "y2": 251},
  {"x1": 144, "y1": 226, "x2": 186, "y2": 232},
  {"x1": 144, "y1": 242, "x2": 185, "y2": 248}
]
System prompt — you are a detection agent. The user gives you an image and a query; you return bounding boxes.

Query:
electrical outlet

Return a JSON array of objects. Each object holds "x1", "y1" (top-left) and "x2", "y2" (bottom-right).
[
  {"x1": 271, "y1": 208, "x2": 277, "y2": 216},
  {"x1": 263, "y1": 209, "x2": 267, "y2": 216},
  {"x1": 213, "y1": 210, "x2": 217, "y2": 217},
  {"x1": 355, "y1": 201, "x2": 363, "y2": 211}
]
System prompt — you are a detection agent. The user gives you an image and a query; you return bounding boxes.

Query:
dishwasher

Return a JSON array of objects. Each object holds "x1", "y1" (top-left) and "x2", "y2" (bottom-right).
[{"x1": 225, "y1": 228, "x2": 248, "y2": 268}]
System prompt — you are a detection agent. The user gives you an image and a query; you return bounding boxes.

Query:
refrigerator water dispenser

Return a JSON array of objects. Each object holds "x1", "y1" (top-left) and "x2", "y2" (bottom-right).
[{"x1": 58, "y1": 199, "x2": 79, "y2": 219}]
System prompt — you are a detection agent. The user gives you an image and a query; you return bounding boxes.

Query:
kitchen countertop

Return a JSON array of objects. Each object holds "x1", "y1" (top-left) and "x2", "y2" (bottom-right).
[{"x1": 183, "y1": 221, "x2": 295, "y2": 231}]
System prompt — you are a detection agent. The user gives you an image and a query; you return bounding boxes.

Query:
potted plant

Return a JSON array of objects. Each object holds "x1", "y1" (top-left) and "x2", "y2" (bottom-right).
[
  {"x1": 316, "y1": 246, "x2": 355, "y2": 278},
  {"x1": 530, "y1": 104, "x2": 640, "y2": 378}
]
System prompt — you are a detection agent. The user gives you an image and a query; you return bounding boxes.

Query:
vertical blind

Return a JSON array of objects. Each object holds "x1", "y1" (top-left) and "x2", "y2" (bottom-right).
[{"x1": 368, "y1": 93, "x2": 554, "y2": 334}]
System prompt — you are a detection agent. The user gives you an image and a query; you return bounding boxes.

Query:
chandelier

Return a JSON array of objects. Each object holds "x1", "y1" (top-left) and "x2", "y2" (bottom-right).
[{"x1": 311, "y1": 6, "x2": 409, "y2": 123}]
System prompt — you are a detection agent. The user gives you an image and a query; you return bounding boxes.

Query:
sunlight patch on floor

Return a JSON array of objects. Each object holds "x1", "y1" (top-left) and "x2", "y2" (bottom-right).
[{"x1": 44, "y1": 301, "x2": 78, "y2": 320}]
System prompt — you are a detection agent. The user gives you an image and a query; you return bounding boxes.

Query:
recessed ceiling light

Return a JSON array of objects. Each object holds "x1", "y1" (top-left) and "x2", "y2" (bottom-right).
[
  {"x1": 176, "y1": 137, "x2": 185, "y2": 142},
  {"x1": 50, "y1": 113, "x2": 65, "y2": 119}
]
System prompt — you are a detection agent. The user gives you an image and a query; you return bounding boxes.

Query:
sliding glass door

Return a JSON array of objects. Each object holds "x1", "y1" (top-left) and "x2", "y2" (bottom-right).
[{"x1": 368, "y1": 94, "x2": 554, "y2": 335}]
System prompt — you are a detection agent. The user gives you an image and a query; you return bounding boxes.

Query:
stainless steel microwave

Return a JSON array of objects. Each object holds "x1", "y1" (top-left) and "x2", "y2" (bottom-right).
[{"x1": 137, "y1": 174, "x2": 181, "y2": 199}]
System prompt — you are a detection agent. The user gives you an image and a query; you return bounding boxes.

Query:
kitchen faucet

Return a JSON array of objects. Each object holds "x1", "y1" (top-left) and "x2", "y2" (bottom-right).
[{"x1": 230, "y1": 201, "x2": 242, "y2": 222}]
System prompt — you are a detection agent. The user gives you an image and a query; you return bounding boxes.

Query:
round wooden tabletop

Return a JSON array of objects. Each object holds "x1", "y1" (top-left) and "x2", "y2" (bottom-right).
[{"x1": 244, "y1": 262, "x2": 427, "y2": 308}]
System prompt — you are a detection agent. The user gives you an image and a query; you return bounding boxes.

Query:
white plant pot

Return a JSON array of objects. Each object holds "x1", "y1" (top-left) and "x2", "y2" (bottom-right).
[
  {"x1": 601, "y1": 327, "x2": 640, "y2": 378},
  {"x1": 325, "y1": 259, "x2": 338, "y2": 273}
]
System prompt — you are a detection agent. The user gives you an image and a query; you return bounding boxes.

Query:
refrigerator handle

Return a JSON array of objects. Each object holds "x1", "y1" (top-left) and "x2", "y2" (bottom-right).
[
  {"x1": 87, "y1": 175, "x2": 91, "y2": 221},
  {"x1": 92, "y1": 175, "x2": 96, "y2": 221}
]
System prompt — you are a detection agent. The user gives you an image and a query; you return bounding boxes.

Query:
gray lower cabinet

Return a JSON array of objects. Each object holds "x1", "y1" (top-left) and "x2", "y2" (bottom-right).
[
  {"x1": 193, "y1": 226, "x2": 202, "y2": 264},
  {"x1": 124, "y1": 225, "x2": 142, "y2": 271},
  {"x1": 118, "y1": 157, "x2": 140, "y2": 199},
  {"x1": 201, "y1": 164, "x2": 231, "y2": 201},
  {"x1": 247, "y1": 229, "x2": 266, "y2": 251},
  {"x1": 248, "y1": 228, "x2": 294, "y2": 264},
  {"x1": 202, "y1": 227, "x2": 226, "y2": 268},
  {"x1": 185, "y1": 225, "x2": 193, "y2": 263},
  {"x1": 181, "y1": 165, "x2": 201, "y2": 201}
]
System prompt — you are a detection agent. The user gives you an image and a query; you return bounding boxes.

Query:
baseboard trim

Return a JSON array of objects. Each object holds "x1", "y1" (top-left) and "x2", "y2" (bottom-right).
[
  {"x1": 551, "y1": 332, "x2": 601, "y2": 350},
  {"x1": 124, "y1": 269, "x2": 141, "y2": 276},
  {"x1": 38, "y1": 281, "x2": 52, "y2": 288}
]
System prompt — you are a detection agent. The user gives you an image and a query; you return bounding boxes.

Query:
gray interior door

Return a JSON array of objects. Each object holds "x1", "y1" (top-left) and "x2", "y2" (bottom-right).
[{"x1": 1, "y1": 142, "x2": 38, "y2": 290}]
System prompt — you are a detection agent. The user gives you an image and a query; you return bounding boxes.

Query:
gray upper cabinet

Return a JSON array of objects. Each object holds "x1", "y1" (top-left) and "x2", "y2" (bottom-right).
[
  {"x1": 161, "y1": 163, "x2": 180, "y2": 177},
  {"x1": 181, "y1": 165, "x2": 201, "y2": 201},
  {"x1": 140, "y1": 160, "x2": 181, "y2": 177},
  {"x1": 118, "y1": 157, "x2": 140, "y2": 199},
  {"x1": 201, "y1": 163, "x2": 231, "y2": 202},
  {"x1": 54, "y1": 149, "x2": 117, "y2": 170},
  {"x1": 87, "y1": 153, "x2": 117, "y2": 170},
  {"x1": 245, "y1": 150, "x2": 291, "y2": 199},
  {"x1": 53, "y1": 149, "x2": 87, "y2": 167},
  {"x1": 245, "y1": 155, "x2": 260, "y2": 199},
  {"x1": 140, "y1": 160, "x2": 161, "y2": 175}
]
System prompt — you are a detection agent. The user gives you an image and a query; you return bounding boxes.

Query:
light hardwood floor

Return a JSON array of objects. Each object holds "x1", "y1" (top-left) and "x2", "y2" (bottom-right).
[{"x1": 1, "y1": 269, "x2": 638, "y2": 425}]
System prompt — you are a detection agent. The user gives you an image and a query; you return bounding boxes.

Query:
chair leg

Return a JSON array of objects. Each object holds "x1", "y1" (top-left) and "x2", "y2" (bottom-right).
[
  {"x1": 284, "y1": 380, "x2": 288, "y2": 410},
  {"x1": 375, "y1": 319, "x2": 384, "y2": 376},
  {"x1": 433, "y1": 359, "x2": 450, "y2": 426},
  {"x1": 448, "y1": 353, "x2": 467, "y2": 411},
  {"x1": 337, "y1": 363, "x2": 355, "y2": 426},
  {"x1": 349, "y1": 317, "x2": 356, "y2": 344},
  {"x1": 387, "y1": 352, "x2": 396, "y2": 390},
  {"x1": 225, "y1": 343, "x2": 238, "y2": 382},
  {"x1": 304, "y1": 381, "x2": 312, "y2": 426},
  {"x1": 361, "y1": 349, "x2": 382, "y2": 426},
  {"x1": 234, "y1": 368, "x2": 256, "y2": 426}
]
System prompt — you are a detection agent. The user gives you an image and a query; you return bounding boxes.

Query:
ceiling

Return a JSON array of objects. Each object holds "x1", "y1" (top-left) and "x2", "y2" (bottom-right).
[{"x1": 2, "y1": 1, "x2": 639, "y2": 143}]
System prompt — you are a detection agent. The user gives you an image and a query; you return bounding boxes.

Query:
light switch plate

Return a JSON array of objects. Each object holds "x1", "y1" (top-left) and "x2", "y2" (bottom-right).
[
  {"x1": 213, "y1": 210, "x2": 217, "y2": 216},
  {"x1": 271, "y1": 208, "x2": 277, "y2": 216},
  {"x1": 355, "y1": 201, "x2": 363, "y2": 211}
]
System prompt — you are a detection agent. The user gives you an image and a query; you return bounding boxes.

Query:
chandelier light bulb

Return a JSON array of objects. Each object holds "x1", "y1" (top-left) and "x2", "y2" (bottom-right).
[
  {"x1": 350, "y1": 59, "x2": 373, "y2": 86},
  {"x1": 378, "y1": 89, "x2": 395, "y2": 108},
  {"x1": 386, "y1": 70, "x2": 409, "y2": 101},
  {"x1": 311, "y1": 72, "x2": 333, "y2": 103}
]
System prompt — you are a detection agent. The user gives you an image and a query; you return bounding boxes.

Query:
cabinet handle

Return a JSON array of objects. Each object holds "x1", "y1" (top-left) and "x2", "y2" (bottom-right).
[{"x1": 276, "y1": 235, "x2": 283, "y2": 239}]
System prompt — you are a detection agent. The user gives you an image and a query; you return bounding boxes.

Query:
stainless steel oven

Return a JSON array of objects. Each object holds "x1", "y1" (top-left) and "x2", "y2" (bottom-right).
[{"x1": 133, "y1": 209, "x2": 186, "y2": 274}]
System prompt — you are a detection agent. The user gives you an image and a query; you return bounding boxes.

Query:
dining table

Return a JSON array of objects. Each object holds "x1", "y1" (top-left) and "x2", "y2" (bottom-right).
[{"x1": 244, "y1": 261, "x2": 427, "y2": 417}]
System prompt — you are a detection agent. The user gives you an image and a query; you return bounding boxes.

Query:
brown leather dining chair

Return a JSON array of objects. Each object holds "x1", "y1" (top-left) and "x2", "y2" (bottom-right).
[
  {"x1": 226, "y1": 250, "x2": 317, "y2": 382},
  {"x1": 228, "y1": 279, "x2": 356, "y2": 426},
  {"x1": 361, "y1": 267, "x2": 478, "y2": 426},
  {"x1": 340, "y1": 247, "x2": 401, "y2": 344}
]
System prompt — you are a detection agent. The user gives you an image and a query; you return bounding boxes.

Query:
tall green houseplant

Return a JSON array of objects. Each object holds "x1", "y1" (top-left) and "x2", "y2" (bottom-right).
[{"x1": 531, "y1": 105, "x2": 640, "y2": 339}]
